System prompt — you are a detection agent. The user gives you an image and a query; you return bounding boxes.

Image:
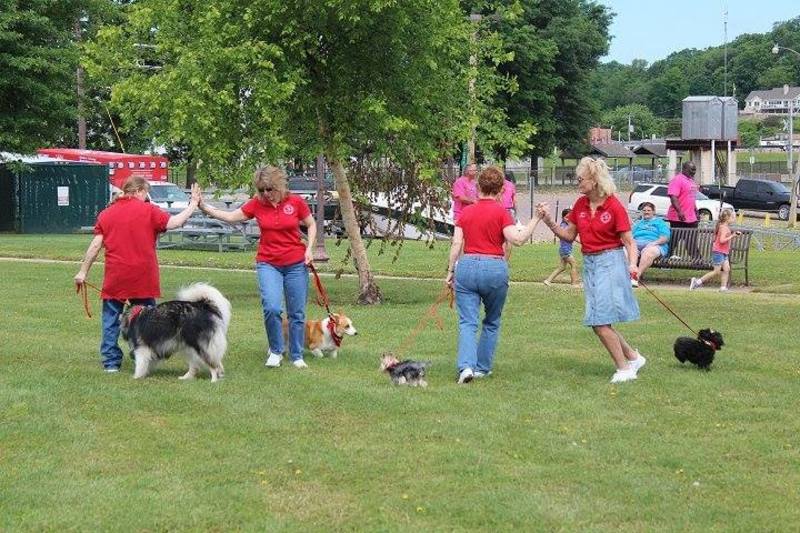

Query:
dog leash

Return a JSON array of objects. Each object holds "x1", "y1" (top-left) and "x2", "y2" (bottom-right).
[
  {"x1": 76, "y1": 280, "x2": 103, "y2": 319},
  {"x1": 307, "y1": 263, "x2": 333, "y2": 318},
  {"x1": 393, "y1": 285, "x2": 454, "y2": 358},
  {"x1": 637, "y1": 278, "x2": 697, "y2": 336}
]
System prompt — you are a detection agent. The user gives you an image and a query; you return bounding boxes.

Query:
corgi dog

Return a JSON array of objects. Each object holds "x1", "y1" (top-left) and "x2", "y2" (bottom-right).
[{"x1": 283, "y1": 312, "x2": 358, "y2": 358}]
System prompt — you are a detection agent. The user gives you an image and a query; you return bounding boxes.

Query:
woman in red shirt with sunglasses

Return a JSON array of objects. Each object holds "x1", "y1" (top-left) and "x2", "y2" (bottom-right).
[{"x1": 199, "y1": 166, "x2": 316, "y2": 369}]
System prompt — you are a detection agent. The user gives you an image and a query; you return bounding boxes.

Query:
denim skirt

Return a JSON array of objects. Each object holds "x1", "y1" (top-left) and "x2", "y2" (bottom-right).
[{"x1": 582, "y1": 247, "x2": 640, "y2": 326}]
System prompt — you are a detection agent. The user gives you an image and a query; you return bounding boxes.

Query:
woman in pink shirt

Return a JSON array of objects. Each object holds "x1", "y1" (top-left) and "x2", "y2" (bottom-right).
[{"x1": 501, "y1": 173, "x2": 517, "y2": 219}]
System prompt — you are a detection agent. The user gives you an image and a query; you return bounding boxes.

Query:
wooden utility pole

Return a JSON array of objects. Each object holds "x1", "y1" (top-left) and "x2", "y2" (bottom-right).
[
  {"x1": 75, "y1": 19, "x2": 86, "y2": 149},
  {"x1": 313, "y1": 154, "x2": 330, "y2": 262}
]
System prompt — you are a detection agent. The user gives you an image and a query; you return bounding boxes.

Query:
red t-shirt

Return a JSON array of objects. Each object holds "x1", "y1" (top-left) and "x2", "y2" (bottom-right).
[
  {"x1": 241, "y1": 194, "x2": 312, "y2": 266},
  {"x1": 456, "y1": 199, "x2": 515, "y2": 256},
  {"x1": 94, "y1": 197, "x2": 170, "y2": 300},
  {"x1": 568, "y1": 195, "x2": 631, "y2": 254}
]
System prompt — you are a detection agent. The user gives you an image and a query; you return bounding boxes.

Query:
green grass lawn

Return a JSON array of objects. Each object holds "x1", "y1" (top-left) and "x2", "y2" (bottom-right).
[
  {"x1": 1, "y1": 233, "x2": 799, "y2": 292},
  {"x1": 1, "y1": 257, "x2": 799, "y2": 530}
]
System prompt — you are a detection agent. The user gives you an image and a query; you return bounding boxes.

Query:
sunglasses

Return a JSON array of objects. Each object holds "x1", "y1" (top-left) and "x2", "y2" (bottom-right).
[{"x1": 258, "y1": 186, "x2": 274, "y2": 193}]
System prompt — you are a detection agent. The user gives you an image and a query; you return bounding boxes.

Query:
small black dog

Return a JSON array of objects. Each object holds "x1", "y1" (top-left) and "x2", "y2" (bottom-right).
[
  {"x1": 380, "y1": 354, "x2": 431, "y2": 387},
  {"x1": 673, "y1": 328, "x2": 725, "y2": 370}
]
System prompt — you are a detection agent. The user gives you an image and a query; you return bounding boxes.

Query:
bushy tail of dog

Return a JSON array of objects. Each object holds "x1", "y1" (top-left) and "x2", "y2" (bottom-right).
[{"x1": 177, "y1": 283, "x2": 232, "y2": 330}]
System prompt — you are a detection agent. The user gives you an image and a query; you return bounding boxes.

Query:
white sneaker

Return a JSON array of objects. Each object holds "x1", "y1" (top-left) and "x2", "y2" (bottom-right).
[
  {"x1": 610, "y1": 367, "x2": 637, "y2": 384},
  {"x1": 631, "y1": 278, "x2": 639, "y2": 288},
  {"x1": 265, "y1": 352, "x2": 283, "y2": 367},
  {"x1": 543, "y1": 279, "x2": 552, "y2": 286},
  {"x1": 292, "y1": 359, "x2": 308, "y2": 369},
  {"x1": 473, "y1": 370, "x2": 493, "y2": 379},
  {"x1": 719, "y1": 287, "x2": 730, "y2": 292},
  {"x1": 629, "y1": 353, "x2": 647, "y2": 373},
  {"x1": 689, "y1": 278, "x2": 702, "y2": 291},
  {"x1": 457, "y1": 368, "x2": 474, "y2": 384}
]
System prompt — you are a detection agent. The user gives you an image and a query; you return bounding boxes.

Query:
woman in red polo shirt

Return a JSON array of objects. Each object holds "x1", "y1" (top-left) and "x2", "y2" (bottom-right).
[
  {"x1": 536, "y1": 157, "x2": 645, "y2": 384},
  {"x1": 74, "y1": 177, "x2": 200, "y2": 373},
  {"x1": 199, "y1": 166, "x2": 316, "y2": 369},
  {"x1": 445, "y1": 166, "x2": 540, "y2": 384}
]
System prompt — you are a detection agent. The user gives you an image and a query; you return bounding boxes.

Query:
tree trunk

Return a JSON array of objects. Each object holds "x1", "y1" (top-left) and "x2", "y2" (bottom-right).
[
  {"x1": 185, "y1": 153, "x2": 197, "y2": 188},
  {"x1": 328, "y1": 157, "x2": 382, "y2": 304}
]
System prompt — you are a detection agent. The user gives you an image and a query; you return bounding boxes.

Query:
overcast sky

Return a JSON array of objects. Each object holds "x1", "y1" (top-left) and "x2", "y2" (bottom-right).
[{"x1": 600, "y1": 0, "x2": 799, "y2": 64}]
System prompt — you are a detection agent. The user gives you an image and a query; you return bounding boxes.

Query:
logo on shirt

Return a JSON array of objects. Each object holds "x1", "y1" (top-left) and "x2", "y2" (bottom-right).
[
  {"x1": 282, "y1": 204, "x2": 295, "y2": 216},
  {"x1": 600, "y1": 212, "x2": 611, "y2": 224},
  {"x1": 579, "y1": 212, "x2": 588, "y2": 219}
]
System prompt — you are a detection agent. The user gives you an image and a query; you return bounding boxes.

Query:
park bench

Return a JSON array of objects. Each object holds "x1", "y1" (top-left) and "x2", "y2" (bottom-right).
[
  {"x1": 158, "y1": 213, "x2": 259, "y2": 252},
  {"x1": 650, "y1": 226, "x2": 753, "y2": 285}
]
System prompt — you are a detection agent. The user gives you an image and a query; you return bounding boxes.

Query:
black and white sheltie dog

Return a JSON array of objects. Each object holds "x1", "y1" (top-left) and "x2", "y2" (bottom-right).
[
  {"x1": 673, "y1": 328, "x2": 725, "y2": 370},
  {"x1": 120, "y1": 283, "x2": 232, "y2": 382}
]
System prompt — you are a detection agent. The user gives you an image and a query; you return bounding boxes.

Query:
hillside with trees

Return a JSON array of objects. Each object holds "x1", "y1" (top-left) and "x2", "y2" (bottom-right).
[{"x1": 592, "y1": 16, "x2": 800, "y2": 133}]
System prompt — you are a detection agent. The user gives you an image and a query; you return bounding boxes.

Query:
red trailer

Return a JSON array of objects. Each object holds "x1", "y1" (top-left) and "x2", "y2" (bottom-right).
[{"x1": 36, "y1": 148, "x2": 169, "y2": 190}]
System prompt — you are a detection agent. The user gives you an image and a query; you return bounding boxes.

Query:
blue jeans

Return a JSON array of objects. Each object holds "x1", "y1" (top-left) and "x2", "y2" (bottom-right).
[
  {"x1": 454, "y1": 255, "x2": 509, "y2": 373},
  {"x1": 101, "y1": 298, "x2": 155, "y2": 370},
  {"x1": 256, "y1": 261, "x2": 309, "y2": 361}
]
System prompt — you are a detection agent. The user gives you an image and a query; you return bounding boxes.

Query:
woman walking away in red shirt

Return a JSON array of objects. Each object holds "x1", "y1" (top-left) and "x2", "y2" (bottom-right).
[
  {"x1": 74, "y1": 177, "x2": 201, "y2": 373},
  {"x1": 536, "y1": 157, "x2": 645, "y2": 384},
  {"x1": 445, "y1": 166, "x2": 540, "y2": 384},
  {"x1": 198, "y1": 166, "x2": 316, "y2": 369}
]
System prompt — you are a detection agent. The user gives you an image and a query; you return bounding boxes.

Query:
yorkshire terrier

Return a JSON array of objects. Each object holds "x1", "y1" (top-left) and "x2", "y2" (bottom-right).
[
  {"x1": 380, "y1": 353, "x2": 431, "y2": 387},
  {"x1": 673, "y1": 328, "x2": 725, "y2": 370}
]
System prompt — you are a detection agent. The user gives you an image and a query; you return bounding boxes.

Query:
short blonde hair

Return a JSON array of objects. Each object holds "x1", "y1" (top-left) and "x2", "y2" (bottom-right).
[
  {"x1": 576, "y1": 157, "x2": 616, "y2": 197},
  {"x1": 253, "y1": 165, "x2": 289, "y2": 200},
  {"x1": 477, "y1": 166, "x2": 505, "y2": 196}
]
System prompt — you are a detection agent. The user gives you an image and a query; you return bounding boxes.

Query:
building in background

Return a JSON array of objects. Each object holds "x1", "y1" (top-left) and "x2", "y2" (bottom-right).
[{"x1": 743, "y1": 87, "x2": 800, "y2": 114}]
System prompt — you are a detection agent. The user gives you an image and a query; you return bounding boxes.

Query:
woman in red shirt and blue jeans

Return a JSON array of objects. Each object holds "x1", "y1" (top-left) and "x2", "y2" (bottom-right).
[
  {"x1": 445, "y1": 166, "x2": 540, "y2": 384},
  {"x1": 74, "y1": 177, "x2": 200, "y2": 373},
  {"x1": 199, "y1": 166, "x2": 316, "y2": 369},
  {"x1": 537, "y1": 157, "x2": 645, "y2": 384}
]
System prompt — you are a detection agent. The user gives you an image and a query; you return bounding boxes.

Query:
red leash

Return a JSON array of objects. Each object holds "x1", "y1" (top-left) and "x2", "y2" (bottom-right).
[
  {"x1": 637, "y1": 278, "x2": 697, "y2": 336},
  {"x1": 307, "y1": 263, "x2": 333, "y2": 317},
  {"x1": 76, "y1": 281, "x2": 103, "y2": 318},
  {"x1": 393, "y1": 285, "x2": 454, "y2": 358}
]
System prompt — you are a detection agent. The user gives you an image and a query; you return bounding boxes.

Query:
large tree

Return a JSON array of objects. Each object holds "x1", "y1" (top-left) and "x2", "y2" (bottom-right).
[
  {"x1": 0, "y1": 0, "x2": 82, "y2": 152},
  {"x1": 471, "y1": 0, "x2": 612, "y2": 158},
  {"x1": 86, "y1": 0, "x2": 471, "y2": 303},
  {"x1": 600, "y1": 104, "x2": 665, "y2": 140}
]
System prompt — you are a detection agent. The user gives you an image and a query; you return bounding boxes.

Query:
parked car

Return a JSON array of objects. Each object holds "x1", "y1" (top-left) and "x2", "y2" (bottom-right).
[
  {"x1": 287, "y1": 175, "x2": 341, "y2": 230},
  {"x1": 147, "y1": 181, "x2": 189, "y2": 209},
  {"x1": 628, "y1": 183, "x2": 735, "y2": 221},
  {"x1": 700, "y1": 178, "x2": 797, "y2": 220}
]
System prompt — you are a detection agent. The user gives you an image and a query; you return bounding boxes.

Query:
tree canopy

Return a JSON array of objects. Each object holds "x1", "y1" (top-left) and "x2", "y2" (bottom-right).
[
  {"x1": 468, "y1": 0, "x2": 612, "y2": 158},
  {"x1": 0, "y1": 0, "x2": 81, "y2": 152}
]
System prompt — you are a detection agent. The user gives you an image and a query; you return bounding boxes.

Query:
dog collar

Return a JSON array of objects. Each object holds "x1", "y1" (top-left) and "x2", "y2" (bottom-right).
[
  {"x1": 130, "y1": 305, "x2": 145, "y2": 321},
  {"x1": 702, "y1": 339, "x2": 719, "y2": 351},
  {"x1": 327, "y1": 317, "x2": 343, "y2": 347}
]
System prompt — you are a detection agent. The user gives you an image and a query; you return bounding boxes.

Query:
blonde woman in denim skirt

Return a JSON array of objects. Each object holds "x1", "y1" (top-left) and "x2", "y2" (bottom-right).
[{"x1": 536, "y1": 157, "x2": 645, "y2": 384}]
